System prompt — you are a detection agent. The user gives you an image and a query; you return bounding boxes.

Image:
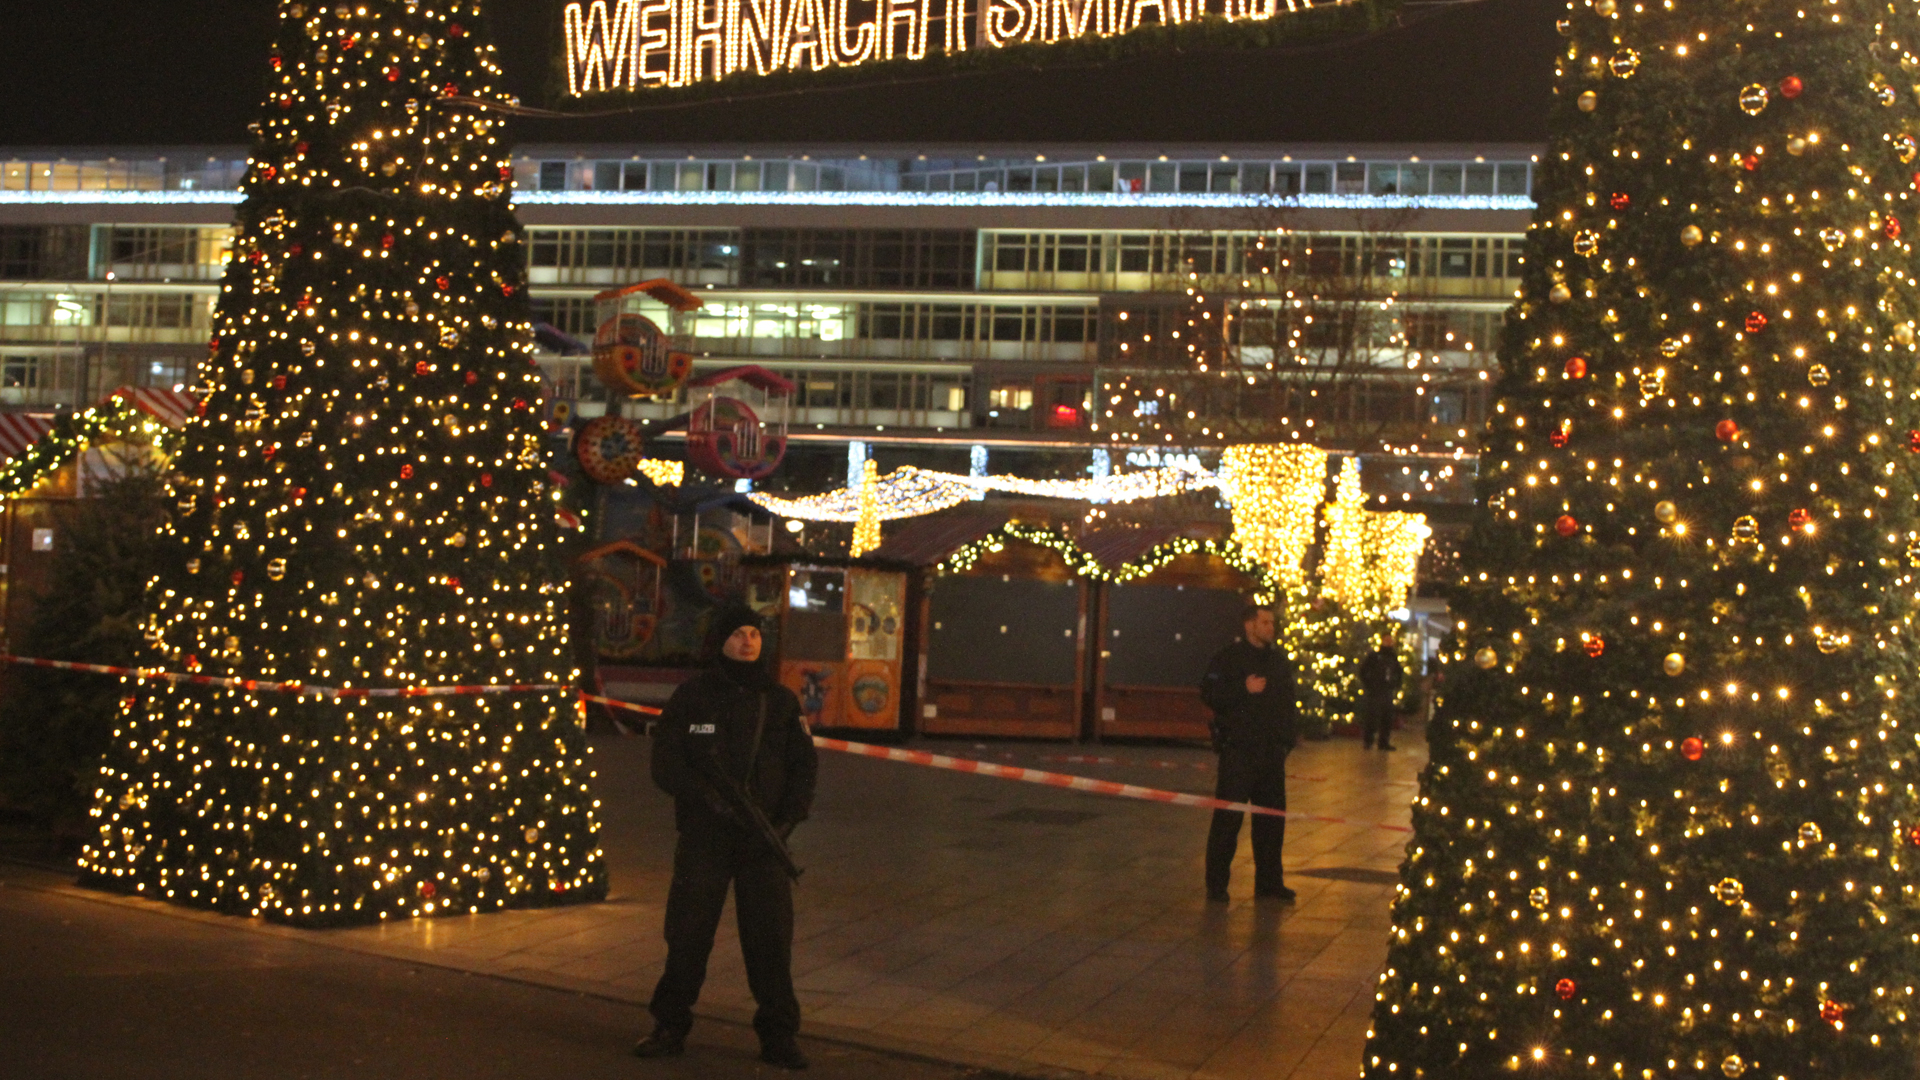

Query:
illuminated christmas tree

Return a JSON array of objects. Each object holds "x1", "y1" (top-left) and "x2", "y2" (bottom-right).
[
  {"x1": 1365, "y1": 3, "x2": 1920, "y2": 1077},
  {"x1": 78, "y1": 0, "x2": 606, "y2": 926}
]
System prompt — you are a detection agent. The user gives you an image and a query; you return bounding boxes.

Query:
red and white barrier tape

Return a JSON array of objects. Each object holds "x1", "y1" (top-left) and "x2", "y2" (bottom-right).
[
  {"x1": 585, "y1": 692, "x2": 1409, "y2": 832},
  {"x1": 3, "y1": 654, "x2": 568, "y2": 700},
  {"x1": 11, "y1": 655, "x2": 1410, "y2": 833}
]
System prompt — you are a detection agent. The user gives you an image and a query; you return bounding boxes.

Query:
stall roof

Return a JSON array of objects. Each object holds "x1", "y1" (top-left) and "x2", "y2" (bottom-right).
[
  {"x1": 868, "y1": 506, "x2": 1016, "y2": 567},
  {"x1": 1078, "y1": 525, "x2": 1189, "y2": 573}
]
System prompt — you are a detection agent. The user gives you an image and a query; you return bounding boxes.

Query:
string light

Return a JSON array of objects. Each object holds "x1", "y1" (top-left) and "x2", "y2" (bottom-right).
[
  {"x1": 749, "y1": 464, "x2": 1220, "y2": 522},
  {"x1": 634, "y1": 458, "x2": 683, "y2": 486}
]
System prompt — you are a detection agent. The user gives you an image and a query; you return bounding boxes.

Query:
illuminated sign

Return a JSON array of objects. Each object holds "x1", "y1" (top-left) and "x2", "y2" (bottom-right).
[{"x1": 563, "y1": 0, "x2": 1337, "y2": 93}]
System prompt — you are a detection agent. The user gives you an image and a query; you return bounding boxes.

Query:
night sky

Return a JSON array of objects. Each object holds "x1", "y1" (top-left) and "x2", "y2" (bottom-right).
[{"x1": 0, "y1": 0, "x2": 1555, "y2": 148}]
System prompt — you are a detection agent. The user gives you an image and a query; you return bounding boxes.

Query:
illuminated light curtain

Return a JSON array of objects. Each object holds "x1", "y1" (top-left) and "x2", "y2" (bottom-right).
[
  {"x1": 1317, "y1": 456, "x2": 1366, "y2": 608},
  {"x1": 79, "y1": 0, "x2": 605, "y2": 927},
  {"x1": 635, "y1": 458, "x2": 683, "y2": 487},
  {"x1": 1357, "y1": 510, "x2": 1429, "y2": 619},
  {"x1": 849, "y1": 458, "x2": 882, "y2": 556},
  {"x1": 1219, "y1": 443, "x2": 1328, "y2": 590}
]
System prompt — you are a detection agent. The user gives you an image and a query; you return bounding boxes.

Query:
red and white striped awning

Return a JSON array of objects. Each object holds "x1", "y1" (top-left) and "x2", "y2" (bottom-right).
[
  {"x1": 116, "y1": 386, "x2": 199, "y2": 429},
  {"x1": 0, "y1": 413, "x2": 53, "y2": 461}
]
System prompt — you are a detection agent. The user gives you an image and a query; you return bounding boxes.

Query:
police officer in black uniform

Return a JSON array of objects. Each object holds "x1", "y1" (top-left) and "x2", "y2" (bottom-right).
[
  {"x1": 633, "y1": 603, "x2": 819, "y2": 1070},
  {"x1": 1198, "y1": 602, "x2": 1300, "y2": 902}
]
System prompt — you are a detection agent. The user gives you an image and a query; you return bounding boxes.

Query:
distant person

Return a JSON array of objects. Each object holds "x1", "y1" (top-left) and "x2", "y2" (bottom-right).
[
  {"x1": 1357, "y1": 633, "x2": 1405, "y2": 751},
  {"x1": 1199, "y1": 602, "x2": 1300, "y2": 902},
  {"x1": 634, "y1": 603, "x2": 818, "y2": 1070}
]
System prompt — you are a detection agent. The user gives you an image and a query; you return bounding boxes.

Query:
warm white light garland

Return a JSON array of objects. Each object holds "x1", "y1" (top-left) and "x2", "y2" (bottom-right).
[{"x1": 749, "y1": 464, "x2": 1221, "y2": 522}]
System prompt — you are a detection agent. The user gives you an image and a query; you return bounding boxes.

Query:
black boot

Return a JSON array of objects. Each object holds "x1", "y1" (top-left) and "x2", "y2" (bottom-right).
[
  {"x1": 759, "y1": 1035, "x2": 810, "y2": 1070},
  {"x1": 632, "y1": 1028, "x2": 687, "y2": 1058}
]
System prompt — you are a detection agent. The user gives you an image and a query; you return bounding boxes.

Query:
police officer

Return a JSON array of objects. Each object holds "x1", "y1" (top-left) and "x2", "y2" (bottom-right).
[
  {"x1": 634, "y1": 603, "x2": 818, "y2": 1070},
  {"x1": 1199, "y1": 602, "x2": 1300, "y2": 902},
  {"x1": 1357, "y1": 632, "x2": 1404, "y2": 751}
]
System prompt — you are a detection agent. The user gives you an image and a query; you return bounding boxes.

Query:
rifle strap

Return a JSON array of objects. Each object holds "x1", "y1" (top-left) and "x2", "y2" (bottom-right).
[{"x1": 744, "y1": 693, "x2": 767, "y2": 800}]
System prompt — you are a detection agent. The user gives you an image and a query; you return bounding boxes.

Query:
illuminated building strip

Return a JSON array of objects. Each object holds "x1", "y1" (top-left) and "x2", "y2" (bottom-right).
[{"x1": 0, "y1": 189, "x2": 1537, "y2": 211}]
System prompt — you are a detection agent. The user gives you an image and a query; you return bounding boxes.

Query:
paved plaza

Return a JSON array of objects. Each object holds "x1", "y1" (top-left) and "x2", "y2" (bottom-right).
[{"x1": 7, "y1": 729, "x2": 1423, "y2": 1080}]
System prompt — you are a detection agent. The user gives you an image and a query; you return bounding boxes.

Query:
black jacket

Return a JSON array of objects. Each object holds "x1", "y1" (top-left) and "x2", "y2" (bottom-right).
[
  {"x1": 1200, "y1": 638, "x2": 1300, "y2": 756},
  {"x1": 652, "y1": 665, "x2": 819, "y2": 836},
  {"x1": 1358, "y1": 646, "x2": 1404, "y2": 696}
]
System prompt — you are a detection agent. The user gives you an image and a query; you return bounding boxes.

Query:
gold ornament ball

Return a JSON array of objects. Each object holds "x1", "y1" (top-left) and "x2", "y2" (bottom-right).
[
  {"x1": 1731, "y1": 514, "x2": 1760, "y2": 542},
  {"x1": 1549, "y1": 282, "x2": 1573, "y2": 303},
  {"x1": 1907, "y1": 536, "x2": 1920, "y2": 566},
  {"x1": 1680, "y1": 224, "x2": 1704, "y2": 247},
  {"x1": 1807, "y1": 363, "x2": 1831, "y2": 387},
  {"x1": 1712, "y1": 877, "x2": 1745, "y2": 905},
  {"x1": 1654, "y1": 500, "x2": 1677, "y2": 524},
  {"x1": 1819, "y1": 227, "x2": 1847, "y2": 251},
  {"x1": 1662, "y1": 652, "x2": 1686, "y2": 676},
  {"x1": 524, "y1": 826, "x2": 541, "y2": 844},
  {"x1": 1659, "y1": 336, "x2": 1684, "y2": 357},
  {"x1": 1798, "y1": 821, "x2": 1823, "y2": 845},
  {"x1": 1609, "y1": 48, "x2": 1639, "y2": 78},
  {"x1": 1572, "y1": 230, "x2": 1600, "y2": 257},
  {"x1": 1897, "y1": 322, "x2": 1917, "y2": 346},
  {"x1": 1577, "y1": 90, "x2": 1598, "y2": 112},
  {"x1": 1638, "y1": 371, "x2": 1665, "y2": 397},
  {"x1": 1721, "y1": 1056, "x2": 1746, "y2": 1078},
  {"x1": 1738, "y1": 83, "x2": 1770, "y2": 115},
  {"x1": 1593, "y1": 0, "x2": 1615, "y2": 14},
  {"x1": 1786, "y1": 136, "x2": 1808, "y2": 156},
  {"x1": 267, "y1": 558, "x2": 287, "y2": 581},
  {"x1": 489, "y1": 632, "x2": 505, "y2": 649},
  {"x1": 1528, "y1": 886, "x2": 1550, "y2": 909},
  {"x1": 1474, "y1": 647, "x2": 1499, "y2": 669}
]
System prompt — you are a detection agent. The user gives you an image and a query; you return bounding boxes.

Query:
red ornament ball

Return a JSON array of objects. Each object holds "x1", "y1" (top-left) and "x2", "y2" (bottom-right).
[
  {"x1": 294, "y1": 141, "x2": 308, "y2": 155},
  {"x1": 1909, "y1": 823, "x2": 1920, "y2": 847},
  {"x1": 1556, "y1": 978, "x2": 1577, "y2": 1000},
  {"x1": 420, "y1": 881, "x2": 437, "y2": 899},
  {"x1": 1583, "y1": 636, "x2": 1605, "y2": 658},
  {"x1": 400, "y1": 464, "x2": 414, "y2": 480},
  {"x1": 464, "y1": 371, "x2": 478, "y2": 385},
  {"x1": 1564, "y1": 356, "x2": 1588, "y2": 379},
  {"x1": 1549, "y1": 428, "x2": 1569, "y2": 448},
  {"x1": 415, "y1": 360, "x2": 431, "y2": 376},
  {"x1": 1789, "y1": 508, "x2": 1811, "y2": 529},
  {"x1": 1887, "y1": 214, "x2": 1904, "y2": 240},
  {"x1": 1741, "y1": 154, "x2": 1759, "y2": 171},
  {"x1": 1820, "y1": 999, "x2": 1846, "y2": 1026},
  {"x1": 480, "y1": 473, "x2": 493, "y2": 488},
  {"x1": 272, "y1": 375, "x2": 287, "y2": 390},
  {"x1": 385, "y1": 66, "x2": 400, "y2": 82},
  {"x1": 447, "y1": 576, "x2": 462, "y2": 590},
  {"x1": 1681, "y1": 737, "x2": 1705, "y2": 761},
  {"x1": 1555, "y1": 515, "x2": 1579, "y2": 537},
  {"x1": 1609, "y1": 191, "x2": 1630, "y2": 210},
  {"x1": 231, "y1": 570, "x2": 245, "y2": 586},
  {"x1": 382, "y1": 233, "x2": 395, "y2": 249},
  {"x1": 262, "y1": 445, "x2": 276, "y2": 459},
  {"x1": 1715, "y1": 419, "x2": 1740, "y2": 441},
  {"x1": 1779, "y1": 75, "x2": 1803, "y2": 98},
  {"x1": 449, "y1": 22, "x2": 466, "y2": 35},
  {"x1": 1909, "y1": 430, "x2": 1920, "y2": 452},
  {"x1": 435, "y1": 275, "x2": 451, "y2": 290},
  {"x1": 1745, "y1": 311, "x2": 1768, "y2": 333}
]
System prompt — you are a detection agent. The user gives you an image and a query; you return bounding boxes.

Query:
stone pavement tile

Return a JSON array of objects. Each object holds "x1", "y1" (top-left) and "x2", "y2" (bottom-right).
[
  {"x1": 1099, "y1": 1053, "x2": 1200, "y2": 1080},
  {"x1": 807, "y1": 1003, "x2": 902, "y2": 1031},
  {"x1": 887, "y1": 994, "x2": 998, "y2": 1031},
  {"x1": 793, "y1": 958, "x2": 887, "y2": 994},
  {"x1": 940, "y1": 1012, "x2": 1056, "y2": 1056}
]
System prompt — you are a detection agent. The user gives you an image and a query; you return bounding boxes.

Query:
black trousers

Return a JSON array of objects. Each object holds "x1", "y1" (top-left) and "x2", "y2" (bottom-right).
[
  {"x1": 649, "y1": 830, "x2": 800, "y2": 1040},
  {"x1": 1205, "y1": 750, "x2": 1288, "y2": 894},
  {"x1": 1360, "y1": 694, "x2": 1396, "y2": 746}
]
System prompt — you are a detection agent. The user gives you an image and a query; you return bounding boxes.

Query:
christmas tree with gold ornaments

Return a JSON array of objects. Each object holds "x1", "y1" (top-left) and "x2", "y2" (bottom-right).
[
  {"x1": 1365, "y1": 0, "x2": 1920, "y2": 1076},
  {"x1": 77, "y1": 0, "x2": 606, "y2": 926}
]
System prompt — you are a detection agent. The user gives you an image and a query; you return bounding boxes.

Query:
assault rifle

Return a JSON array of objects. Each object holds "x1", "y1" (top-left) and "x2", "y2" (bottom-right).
[{"x1": 696, "y1": 757, "x2": 803, "y2": 881}]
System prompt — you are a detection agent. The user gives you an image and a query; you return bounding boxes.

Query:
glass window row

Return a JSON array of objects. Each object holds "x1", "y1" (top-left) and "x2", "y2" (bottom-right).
[{"x1": 0, "y1": 158, "x2": 248, "y2": 192}]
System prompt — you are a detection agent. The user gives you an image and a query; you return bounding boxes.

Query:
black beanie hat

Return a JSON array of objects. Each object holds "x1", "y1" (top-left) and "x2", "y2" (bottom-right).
[{"x1": 706, "y1": 602, "x2": 764, "y2": 658}]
